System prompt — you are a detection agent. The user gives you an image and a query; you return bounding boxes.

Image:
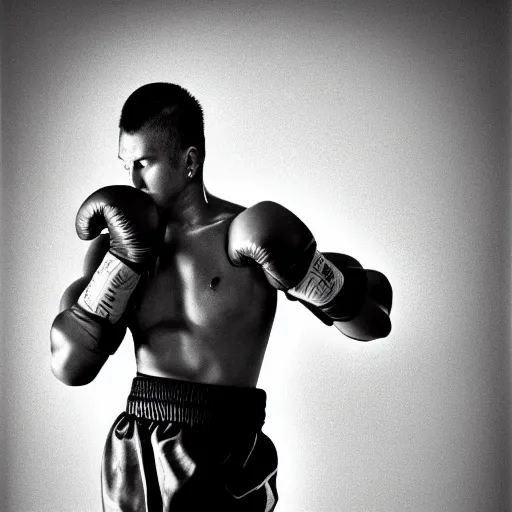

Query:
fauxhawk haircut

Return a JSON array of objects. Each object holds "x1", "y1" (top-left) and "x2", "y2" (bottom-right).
[{"x1": 119, "y1": 82, "x2": 205, "y2": 159}]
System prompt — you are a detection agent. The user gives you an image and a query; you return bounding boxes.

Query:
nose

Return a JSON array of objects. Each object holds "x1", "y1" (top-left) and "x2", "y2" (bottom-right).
[{"x1": 128, "y1": 165, "x2": 143, "y2": 189}]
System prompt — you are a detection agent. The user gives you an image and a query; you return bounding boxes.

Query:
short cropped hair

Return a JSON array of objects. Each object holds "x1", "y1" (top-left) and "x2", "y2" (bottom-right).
[{"x1": 119, "y1": 83, "x2": 205, "y2": 159}]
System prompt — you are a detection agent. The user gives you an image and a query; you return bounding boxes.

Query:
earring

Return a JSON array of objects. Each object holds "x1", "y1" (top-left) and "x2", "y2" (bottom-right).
[{"x1": 187, "y1": 169, "x2": 193, "y2": 180}]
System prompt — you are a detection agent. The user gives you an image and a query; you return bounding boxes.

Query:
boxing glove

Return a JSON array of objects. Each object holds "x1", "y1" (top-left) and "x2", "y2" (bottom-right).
[
  {"x1": 227, "y1": 201, "x2": 317, "y2": 290},
  {"x1": 74, "y1": 185, "x2": 162, "y2": 324},
  {"x1": 227, "y1": 202, "x2": 392, "y2": 340},
  {"x1": 51, "y1": 186, "x2": 162, "y2": 376}
]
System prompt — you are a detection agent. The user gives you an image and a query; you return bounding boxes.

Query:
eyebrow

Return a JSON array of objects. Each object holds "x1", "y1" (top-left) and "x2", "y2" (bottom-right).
[{"x1": 117, "y1": 154, "x2": 153, "y2": 162}]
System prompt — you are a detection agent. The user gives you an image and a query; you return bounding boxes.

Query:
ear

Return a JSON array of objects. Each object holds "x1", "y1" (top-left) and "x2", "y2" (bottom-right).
[{"x1": 185, "y1": 147, "x2": 200, "y2": 179}]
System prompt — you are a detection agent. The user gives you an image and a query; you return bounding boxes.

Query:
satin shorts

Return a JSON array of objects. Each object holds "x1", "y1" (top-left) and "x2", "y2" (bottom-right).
[{"x1": 101, "y1": 375, "x2": 278, "y2": 512}]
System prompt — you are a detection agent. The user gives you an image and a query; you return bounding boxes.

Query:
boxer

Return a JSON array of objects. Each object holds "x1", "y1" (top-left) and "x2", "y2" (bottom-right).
[{"x1": 50, "y1": 83, "x2": 392, "y2": 511}]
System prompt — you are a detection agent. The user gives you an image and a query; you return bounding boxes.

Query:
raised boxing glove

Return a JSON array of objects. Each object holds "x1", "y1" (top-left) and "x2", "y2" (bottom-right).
[
  {"x1": 227, "y1": 201, "x2": 317, "y2": 290},
  {"x1": 75, "y1": 185, "x2": 161, "y2": 324},
  {"x1": 227, "y1": 202, "x2": 392, "y2": 340},
  {"x1": 52, "y1": 186, "x2": 161, "y2": 359}
]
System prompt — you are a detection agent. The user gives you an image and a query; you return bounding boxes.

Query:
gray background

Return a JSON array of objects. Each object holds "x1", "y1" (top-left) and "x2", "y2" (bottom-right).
[{"x1": 1, "y1": 0, "x2": 510, "y2": 511}]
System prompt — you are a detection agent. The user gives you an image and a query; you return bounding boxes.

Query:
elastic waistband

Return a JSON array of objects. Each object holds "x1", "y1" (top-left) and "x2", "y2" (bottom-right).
[{"x1": 126, "y1": 376, "x2": 267, "y2": 428}]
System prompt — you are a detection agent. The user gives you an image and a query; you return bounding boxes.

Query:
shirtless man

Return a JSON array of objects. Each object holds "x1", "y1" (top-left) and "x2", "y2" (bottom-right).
[{"x1": 50, "y1": 83, "x2": 392, "y2": 512}]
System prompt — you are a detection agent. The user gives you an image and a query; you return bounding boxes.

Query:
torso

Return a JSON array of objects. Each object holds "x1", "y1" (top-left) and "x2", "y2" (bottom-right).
[{"x1": 127, "y1": 202, "x2": 278, "y2": 387}]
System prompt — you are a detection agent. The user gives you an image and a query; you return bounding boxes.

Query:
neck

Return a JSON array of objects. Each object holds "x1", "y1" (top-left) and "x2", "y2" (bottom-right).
[{"x1": 163, "y1": 181, "x2": 218, "y2": 229}]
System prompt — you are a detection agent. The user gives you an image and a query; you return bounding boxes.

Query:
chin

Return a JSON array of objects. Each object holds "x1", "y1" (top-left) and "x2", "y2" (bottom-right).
[{"x1": 141, "y1": 189, "x2": 159, "y2": 206}]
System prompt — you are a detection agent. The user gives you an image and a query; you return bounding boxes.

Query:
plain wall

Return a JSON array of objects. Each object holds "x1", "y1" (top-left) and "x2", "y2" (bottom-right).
[
  {"x1": 1, "y1": 0, "x2": 6, "y2": 510},
  {"x1": 2, "y1": 1, "x2": 509, "y2": 511}
]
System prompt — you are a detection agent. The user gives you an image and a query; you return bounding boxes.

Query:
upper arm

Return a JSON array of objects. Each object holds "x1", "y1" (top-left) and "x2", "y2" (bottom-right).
[{"x1": 59, "y1": 234, "x2": 110, "y2": 312}]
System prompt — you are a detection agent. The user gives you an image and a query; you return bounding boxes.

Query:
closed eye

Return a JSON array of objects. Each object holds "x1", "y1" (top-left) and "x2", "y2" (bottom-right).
[{"x1": 122, "y1": 159, "x2": 151, "y2": 172}]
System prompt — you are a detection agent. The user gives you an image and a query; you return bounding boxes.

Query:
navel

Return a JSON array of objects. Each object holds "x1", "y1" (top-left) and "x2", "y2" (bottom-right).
[{"x1": 209, "y1": 276, "x2": 221, "y2": 290}]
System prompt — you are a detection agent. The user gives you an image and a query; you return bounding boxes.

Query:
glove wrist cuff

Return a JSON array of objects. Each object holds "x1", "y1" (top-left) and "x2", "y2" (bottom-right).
[
  {"x1": 77, "y1": 252, "x2": 140, "y2": 324},
  {"x1": 287, "y1": 251, "x2": 344, "y2": 306}
]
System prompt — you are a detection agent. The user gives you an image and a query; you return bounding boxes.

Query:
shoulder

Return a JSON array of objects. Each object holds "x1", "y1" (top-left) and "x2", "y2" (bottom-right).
[
  {"x1": 211, "y1": 195, "x2": 245, "y2": 215},
  {"x1": 208, "y1": 192, "x2": 293, "y2": 231},
  {"x1": 205, "y1": 193, "x2": 246, "y2": 225},
  {"x1": 224, "y1": 199, "x2": 289, "y2": 219},
  {"x1": 230, "y1": 200, "x2": 296, "y2": 228}
]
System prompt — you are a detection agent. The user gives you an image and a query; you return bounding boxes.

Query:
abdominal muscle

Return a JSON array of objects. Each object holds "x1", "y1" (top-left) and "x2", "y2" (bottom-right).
[{"x1": 132, "y1": 319, "x2": 274, "y2": 387}]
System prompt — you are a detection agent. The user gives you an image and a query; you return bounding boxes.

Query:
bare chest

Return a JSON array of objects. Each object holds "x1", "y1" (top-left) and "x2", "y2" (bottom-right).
[{"x1": 130, "y1": 220, "x2": 271, "y2": 331}]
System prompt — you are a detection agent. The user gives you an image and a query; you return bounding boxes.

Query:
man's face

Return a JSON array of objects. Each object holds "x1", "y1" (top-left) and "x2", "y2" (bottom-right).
[{"x1": 118, "y1": 126, "x2": 186, "y2": 209}]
